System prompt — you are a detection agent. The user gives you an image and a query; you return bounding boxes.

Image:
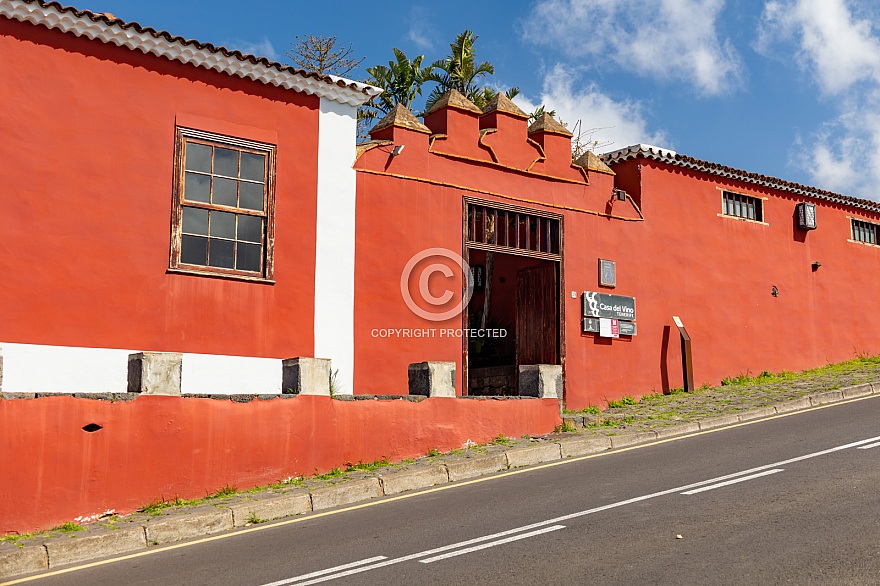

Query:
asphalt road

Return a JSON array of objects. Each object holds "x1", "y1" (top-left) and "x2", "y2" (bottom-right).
[{"x1": 18, "y1": 395, "x2": 880, "y2": 585}]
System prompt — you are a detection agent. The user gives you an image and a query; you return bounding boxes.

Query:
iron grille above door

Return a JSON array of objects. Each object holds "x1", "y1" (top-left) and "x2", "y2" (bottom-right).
[{"x1": 466, "y1": 200, "x2": 562, "y2": 261}]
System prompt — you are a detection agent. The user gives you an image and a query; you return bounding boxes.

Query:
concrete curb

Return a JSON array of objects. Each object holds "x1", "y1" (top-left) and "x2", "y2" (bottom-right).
[{"x1": 3, "y1": 381, "x2": 878, "y2": 579}]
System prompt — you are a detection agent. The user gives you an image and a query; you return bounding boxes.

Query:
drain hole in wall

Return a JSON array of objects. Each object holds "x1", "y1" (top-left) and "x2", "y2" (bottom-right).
[{"x1": 82, "y1": 423, "x2": 103, "y2": 432}]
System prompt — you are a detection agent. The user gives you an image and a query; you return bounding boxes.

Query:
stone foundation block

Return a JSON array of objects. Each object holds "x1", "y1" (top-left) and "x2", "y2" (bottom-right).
[
  {"x1": 0, "y1": 545, "x2": 48, "y2": 577},
  {"x1": 144, "y1": 508, "x2": 232, "y2": 545},
  {"x1": 843, "y1": 383, "x2": 874, "y2": 399},
  {"x1": 810, "y1": 389, "x2": 843, "y2": 405},
  {"x1": 281, "y1": 357, "x2": 331, "y2": 396},
  {"x1": 655, "y1": 422, "x2": 700, "y2": 438},
  {"x1": 310, "y1": 478, "x2": 382, "y2": 511},
  {"x1": 610, "y1": 432, "x2": 658, "y2": 448},
  {"x1": 774, "y1": 397, "x2": 812, "y2": 413},
  {"x1": 737, "y1": 407, "x2": 776, "y2": 422},
  {"x1": 408, "y1": 362, "x2": 455, "y2": 397},
  {"x1": 559, "y1": 436, "x2": 610, "y2": 457},
  {"x1": 380, "y1": 466, "x2": 449, "y2": 495},
  {"x1": 127, "y1": 352, "x2": 182, "y2": 395},
  {"x1": 228, "y1": 493, "x2": 312, "y2": 526},
  {"x1": 506, "y1": 444, "x2": 562, "y2": 467},
  {"x1": 697, "y1": 415, "x2": 739, "y2": 430},
  {"x1": 444, "y1": 454, "x2": 507, "y2": 481},
  {"x1": 518, "y1": 365, "x2": 562, "y2": 399},
  {"x1": 46, "y1": 526, "x2": 145, "y2": 567}
]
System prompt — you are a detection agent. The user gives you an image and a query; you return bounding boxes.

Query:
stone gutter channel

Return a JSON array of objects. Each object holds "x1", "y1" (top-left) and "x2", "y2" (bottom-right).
[{"x1": 3, "y1": 371, "x2": 880, "y2": 579}]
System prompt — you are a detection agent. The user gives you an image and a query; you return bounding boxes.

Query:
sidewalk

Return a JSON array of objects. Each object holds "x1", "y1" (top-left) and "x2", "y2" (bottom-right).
[{"x1": 3, "y1": 356, "x2": 880, "y2": 579}]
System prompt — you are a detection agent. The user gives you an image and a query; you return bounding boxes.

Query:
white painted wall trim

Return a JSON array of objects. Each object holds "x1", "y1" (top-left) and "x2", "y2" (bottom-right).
[
  {"x1": 0, "y1": 342, "x2": 281, "y2": 395},
  {"x1": 314, "y1": 98, "x2": 358, "y2": 395}
]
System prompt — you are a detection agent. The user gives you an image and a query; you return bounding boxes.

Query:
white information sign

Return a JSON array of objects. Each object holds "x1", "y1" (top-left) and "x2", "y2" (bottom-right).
[{"x1": 599, "y1": 318, "x2": 620, "y2": 338}]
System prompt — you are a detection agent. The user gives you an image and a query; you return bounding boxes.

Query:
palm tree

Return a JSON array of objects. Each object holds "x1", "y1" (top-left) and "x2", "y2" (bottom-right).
[
  {"x1": 359, "y1": 48, "x2": 432, "y2": 133},
  {"x1": 424, "y1": 30, "x2": 519, "y2": 110}
]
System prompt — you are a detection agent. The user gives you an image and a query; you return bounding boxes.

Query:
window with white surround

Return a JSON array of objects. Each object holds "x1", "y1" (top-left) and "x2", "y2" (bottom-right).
[
  {"x1": 722, "y1": 191, "x2": 763, "y2": 222},
  {"x1": 851, "y1": 219, "x2": 878, "y2": 245},
  {"x1": 170, "y1": 128, "x2": 276, "y2": 281}
]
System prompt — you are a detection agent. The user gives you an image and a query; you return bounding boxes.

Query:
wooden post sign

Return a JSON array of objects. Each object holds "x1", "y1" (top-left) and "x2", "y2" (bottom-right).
[{"x1": 672, "y1": 316, "x2": 694, "y2": 393}]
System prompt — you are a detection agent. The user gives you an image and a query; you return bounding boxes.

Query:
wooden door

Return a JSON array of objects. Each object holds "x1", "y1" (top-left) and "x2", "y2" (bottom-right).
[{"x1": 515, "y1": 263, "x2": 558, "y2": 367}]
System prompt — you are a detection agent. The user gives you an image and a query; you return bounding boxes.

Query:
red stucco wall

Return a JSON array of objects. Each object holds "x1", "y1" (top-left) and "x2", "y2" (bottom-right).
[
  {"x1": 0, "y1": 19, "x2": 319, "y2": 359},
  {"x1": 354, "y1": 112, "x2": 880, "y2": 410},
  {"x1": 0, "y1": 395, "x2": 561, "y2": 534}
]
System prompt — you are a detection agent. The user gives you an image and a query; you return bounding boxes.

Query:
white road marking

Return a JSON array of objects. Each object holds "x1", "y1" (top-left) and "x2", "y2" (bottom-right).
[
  {"x1": 857, "y1": 441, "x2": 880, "y2": 449},
  {"x1": 261, "y1": 434, "x2": 880, "y2": 585},
  {"x1": 681, "y1": 469, "x2": 784, "y2": 495},
  {"x1": 419, "y1": 525, "x2": 566, "y2": 563},
  {"x1": 261, "y1": 556, "x2": 387, "y2": 586}
]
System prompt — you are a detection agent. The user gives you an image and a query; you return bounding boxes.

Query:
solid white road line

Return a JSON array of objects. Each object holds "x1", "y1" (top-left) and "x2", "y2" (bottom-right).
[
  {"x1": 857, "y1": 441, "x2": 880, "y2": 449},
  {"x1": 681, "y1": 469, "x2": 784, "y2": 495},
  {"x1": 419, "y1": 525, "x2": 566, "y2": 563},
  {"x1": 262, "y1": 556, "x2": 388, "y2": 586},
  {"x1": 261, "y1": 434, "x2": 880, "y2": 585}
]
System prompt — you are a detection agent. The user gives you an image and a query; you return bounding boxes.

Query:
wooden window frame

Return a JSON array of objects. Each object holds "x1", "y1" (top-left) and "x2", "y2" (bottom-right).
[
  {"x1": 719, "y1": 190, "x2": 766, "y2": 224},
  {"x1": 169, "y1": 127, "x2": 277, "y2": 283},
  {"x1": 463, "y1": 198, "x2": 563, "y2": 261},
  {"x1": 849, "y1": 217, "x2": 879, "y2": 246}
]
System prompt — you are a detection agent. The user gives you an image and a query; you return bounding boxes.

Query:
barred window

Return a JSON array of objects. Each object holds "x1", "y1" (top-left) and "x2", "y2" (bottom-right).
[
  {"x1": 852, "y1": 219, "x2": 878, "y2": 245},
  {"x1": 722, "y1": 191, "x2": 763, "y2": 222},
  {"x1": 170, "y1": 128, "x2": 276, "y2": 281}
]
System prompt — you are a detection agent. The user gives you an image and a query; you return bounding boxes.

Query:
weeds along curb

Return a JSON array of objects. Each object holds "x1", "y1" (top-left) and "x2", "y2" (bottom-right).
[{"x1": 2, "y1": 381, "x2": 879, "y2": 579}]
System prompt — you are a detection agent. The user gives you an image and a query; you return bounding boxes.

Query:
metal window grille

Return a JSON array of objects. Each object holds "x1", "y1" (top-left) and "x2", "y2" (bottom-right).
[
  {"x1": 722, "y1": 191, "x2": 763, "y2": 222},
  {"x1": 466, "y1": 202, "x2": 561, "y2": 260},
  {"x1": 852, "y1": 219, "x2": 878, "y2": 245}
]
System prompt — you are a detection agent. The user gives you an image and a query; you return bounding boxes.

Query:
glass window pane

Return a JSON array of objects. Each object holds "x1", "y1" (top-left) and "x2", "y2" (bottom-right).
[
  {"x1": 238, "y1": 215, "x2": 263, "y2": 243},
  {"x1": 214, "y1": 147, "x2": 238, "y2": 177},
  {"x1": 213, "y1": 177, "x2": 238, "y2": 207},
  {"x1": 734, "y1": 198, "x2": 741, "y2": 217},
  {"x1": 181, "y1": 207, "x2": 208, "y2": 235},
  {"x1": 240, "y1": 152, "x2": 266, "y2": 181},
  {"x1": 208, "y1": 239, "x2": 235, "y2": 268},
  {"x1": 239, "y1": 182, "x2": 264, "y2": 211},
  {"x1": 184, "y1": 172, "x2": 210, "y2": 203},
  {"x1": 184, "y1": 143, "x2": 212, "y2": 173},
  {"x1": 236, "y1": 242, "x2": 262, "y2": 272},
  {"x1": 181, "y1": 235, "x2": 208, "y2": 266},
  {"x1": 748, "y1": 201, "x2": 755, "y2": 220},
  {"x1": 210, "y1": 210, "x2": 236, "y2": 239}
]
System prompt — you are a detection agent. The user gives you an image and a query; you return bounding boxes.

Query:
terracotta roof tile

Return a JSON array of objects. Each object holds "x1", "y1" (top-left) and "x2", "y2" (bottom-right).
[
  {"x1": 481, "y1": 93, "x2": 528, "y2": 118},
  {"x1": 369, "y1": 104, "x2": 431, "y2": 134},
  {"x1": 3, "y1": 0, "x2": 381, "y2": 105},
  {"x1": 528, "y1": 113, "x2": 572, "y2": 137},
  {"x1": 424, "y1": 89, "x2": 482, "y2": 115},
  {"x1": 603, "y1": 144, "x2": 880, "y2": 213}
]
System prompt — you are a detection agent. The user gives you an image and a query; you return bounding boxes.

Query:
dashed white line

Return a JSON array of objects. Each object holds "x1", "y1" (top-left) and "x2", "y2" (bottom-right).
[
  {"x1": 262, "y1": 556, "x2": 387, "y2": 586},
  {"x1": 260, "y1": 434, "x2": 880, "y2": 585},
  {"x1": 681, "y1": 469, "x2": 784, "y2": 495},
  {"x1": 419, "y1": 525, "x2": 567, "y2": 563}
]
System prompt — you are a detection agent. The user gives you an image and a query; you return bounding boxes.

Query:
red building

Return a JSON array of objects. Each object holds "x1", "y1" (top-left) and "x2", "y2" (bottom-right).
[{"x1": 4, "y1": 0, "x2": 880, "y2": 533}]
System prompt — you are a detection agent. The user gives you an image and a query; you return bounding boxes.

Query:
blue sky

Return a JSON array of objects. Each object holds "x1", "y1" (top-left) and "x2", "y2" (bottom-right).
[{"x1": 87, "y1": 0, "x2": 880, "y2": 201}]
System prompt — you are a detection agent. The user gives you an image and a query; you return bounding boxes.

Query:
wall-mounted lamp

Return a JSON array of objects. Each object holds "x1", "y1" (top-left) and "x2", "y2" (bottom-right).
[
  {"x1": 614, "y1": 189, "x2": 627, "y2": 201},
  {"x1": 391, "y1": 145, "x2": 405, "y2": 157},
  {"x1": 796, "y1": 202, "x2": 817, "y2": 230},
  {"x1": 771, "y1": 285, "x2": 779, "y2": 297},
  {"x1": 812, "y1": 261, "x2": 822, "y2": 271}
]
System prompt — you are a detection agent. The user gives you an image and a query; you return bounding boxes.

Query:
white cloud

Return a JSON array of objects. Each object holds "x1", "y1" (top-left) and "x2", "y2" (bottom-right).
[
  {"x1": 522, "y1": 0, "x2": 743, "y2": 95},
  {"x1": 232, "y1": 37, "x2": 280, "y2": 62},
  {"x1": 756, "y1": 0, "x2": 880, "y2": 199},
  {"x1": 513, "y1": 65, "x2": 670, "y2": 154},
  {"x1": 406, "y1": 7, "x2": 438, "y2": 52},
  {"x1": 798, "y1": 95, "x2": 880, "y2": 199},
  {"x1": 756, "y1": 0, "x2": 880, "y2": 94}
]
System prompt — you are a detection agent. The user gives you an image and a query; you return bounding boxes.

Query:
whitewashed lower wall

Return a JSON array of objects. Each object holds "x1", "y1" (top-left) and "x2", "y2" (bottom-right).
[{"x1": 0, "y1": 342, "x2": 282, "y2": 395}]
